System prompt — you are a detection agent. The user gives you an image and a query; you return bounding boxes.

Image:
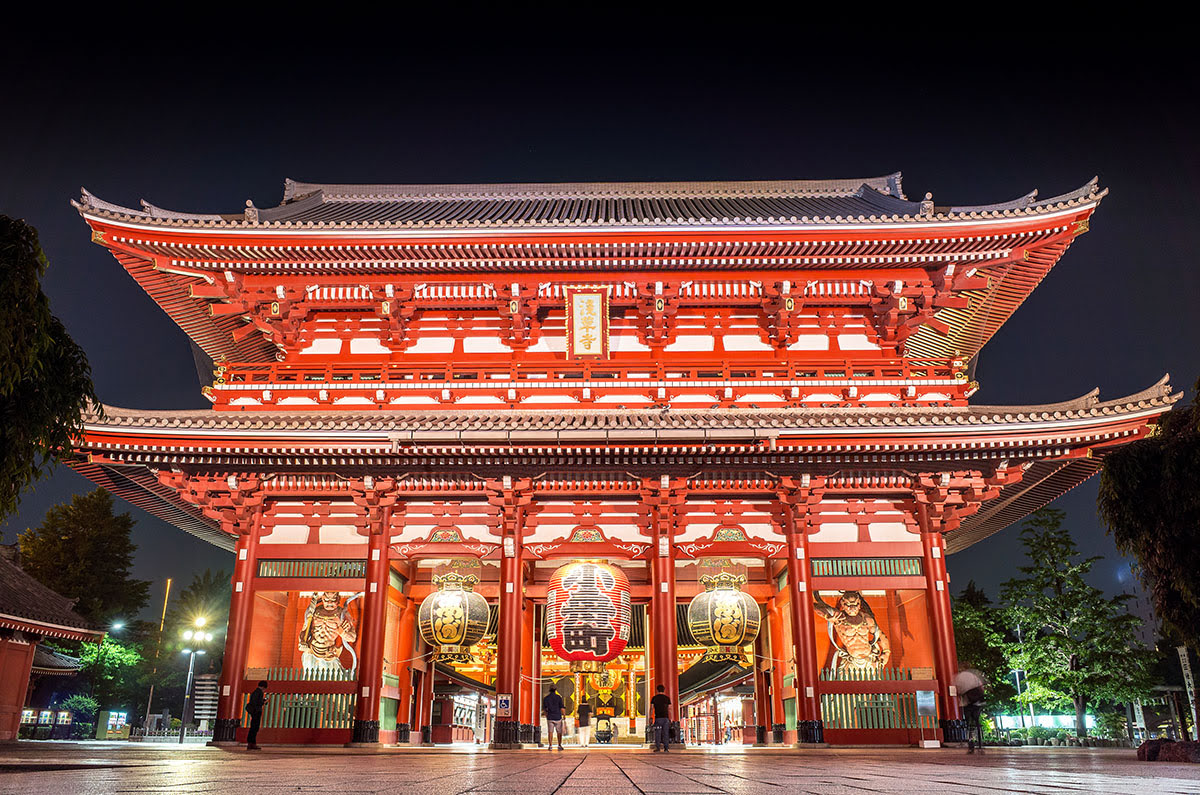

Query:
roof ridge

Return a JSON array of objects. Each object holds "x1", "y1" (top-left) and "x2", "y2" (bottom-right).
[{"x1": 278, "y1": 175, "x2": 905, "y2": 204}]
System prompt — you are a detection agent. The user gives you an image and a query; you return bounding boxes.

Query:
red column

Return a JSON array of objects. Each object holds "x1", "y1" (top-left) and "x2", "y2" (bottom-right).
[
  {"x1": 214, "y1": 511, "x2": 261, "y2": 743},
  {"x1": 495, "y1": 540, "x2": 523, "y2": 746},
  {"x1": 351, "y1": 512, "x2": 392, "y2": 743},
  {"x1": 767, "y1": 599, "x2": 786, "y2": 742},
  {"x1": 519, "y1": 597, "x2": 534, "y2": 728},
  {"x1": 651, "y1": 530, "x2": 679, "y2": 725},
  {"x1": 531, "y1": 603, "x2": 543, "y2": 745},
  {"x1": 416, "y1": 664, "x2": 435, "y2": 742},
  {"x1": 918, "y1": 503, "x2": 962, "y2": 724},
  {"x1": 395, "y1": 598, "x2": 416, "y2": 734},
  {"x1": 752, "y1": 628, "x2": 771, "y2": 745},
  {"x1": 784, "y1": 512, "x2": 822, "y2": 740}
]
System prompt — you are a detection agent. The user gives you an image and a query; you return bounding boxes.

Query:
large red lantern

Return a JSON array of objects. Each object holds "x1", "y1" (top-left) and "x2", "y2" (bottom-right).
[{"x1": 546, "y1": 561, "x2": 631, "y2": 672}]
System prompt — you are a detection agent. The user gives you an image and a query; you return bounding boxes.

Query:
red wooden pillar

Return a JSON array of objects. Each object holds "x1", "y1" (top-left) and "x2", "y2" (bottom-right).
[
  {"x1": 783, "y1": 510, "x2": 822, "y2": 742},
  {"x1": 416, "y1": 664, "x2": 435, "y2": 743},
  {"x1": 752, "y1": 628, "x2": 771, "y2": 745},
  {"x1": 767, "y1": 599, "x2": 786, "y2": 743},
  {"x1": 531, "y1": 603, "x2": 543, "y2": 745},
  {"x1": 351, "y1": 510, "x2": 392, "y2": 743},
  {"x1": 214, "y1": 509, "x2": 262, "y2": 743},
  {"x1": 495, "y1": 540, "x2": 523, "y2": 746},
  {"x1": 519, "y1": 597, "x2": 534, "y2": 730},
  {"x1": 395, "y1": 598, "x2": 417, "y2": 736},
  {"x1": 918, "y1": 502, "x2": 963, "y2": 729},
  {"x1": 650, "y1": 534, "x2": 679, "y2": 733}
]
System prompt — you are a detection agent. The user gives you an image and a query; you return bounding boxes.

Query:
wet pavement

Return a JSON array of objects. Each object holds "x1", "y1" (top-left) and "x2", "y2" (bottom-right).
[{"x1": 0, "y1": 740, "x2": 1196, "y2": 793}]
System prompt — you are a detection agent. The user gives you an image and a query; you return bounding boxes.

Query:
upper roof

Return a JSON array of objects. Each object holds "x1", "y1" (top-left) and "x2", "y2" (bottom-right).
[
  {"x1": 75, "y1": 174, "x2": 1105, "y2": 231},
  {"x1": 0, "y1": 547, "x2": 104, "y2": 640}
]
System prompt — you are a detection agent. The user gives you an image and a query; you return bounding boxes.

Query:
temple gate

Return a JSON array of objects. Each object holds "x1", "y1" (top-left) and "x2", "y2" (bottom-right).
[{"x1": 67, "y1": 175, "x2": 1175, "y2": 746}]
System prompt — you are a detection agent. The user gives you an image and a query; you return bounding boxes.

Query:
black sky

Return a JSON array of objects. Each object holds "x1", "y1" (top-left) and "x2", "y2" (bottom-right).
[{"x1": 2, "y1": 22, "x2": 1196, "y2": 619}]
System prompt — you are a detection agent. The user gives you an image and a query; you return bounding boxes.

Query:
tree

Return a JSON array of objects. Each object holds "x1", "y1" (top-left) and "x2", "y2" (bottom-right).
[
  {"x1": 0, "y1": 216, "x2": 99, "y2": 519},
  {"x1": 1098, "y1": 377, "x2": 1200, "y2": 652},
  {"x1": 18, "y1": 489, "x2": 151, "y2": 624},
  {"x1": 77, "y1": 637, "x2": 142, "y2": 708},
  {"x1": 1000, "y1": 508, "x2": 1154, "y2": 737},
  {"x1": 951, "y1": 581, "x2": 1017, "y2": 712}
]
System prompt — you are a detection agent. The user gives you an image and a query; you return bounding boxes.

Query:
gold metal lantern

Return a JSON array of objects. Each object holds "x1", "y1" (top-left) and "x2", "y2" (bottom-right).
[
  {"x1": 687, "y1": 572, "x2": 760, "y2": 665},
  {"x1": 418, "y1": 572, "x2": 490, "y2": 663}
]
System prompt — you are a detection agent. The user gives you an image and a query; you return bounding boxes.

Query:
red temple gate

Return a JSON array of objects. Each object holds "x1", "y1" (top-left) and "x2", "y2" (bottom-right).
[{"x1": 66, "y1": 175, "x2": 1175, "y2": 746}]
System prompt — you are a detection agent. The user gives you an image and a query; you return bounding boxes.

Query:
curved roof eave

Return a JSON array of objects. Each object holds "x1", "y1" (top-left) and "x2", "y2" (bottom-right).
[{"x1": 72, "y1": 177, "x2": 1103, "y2": 236}]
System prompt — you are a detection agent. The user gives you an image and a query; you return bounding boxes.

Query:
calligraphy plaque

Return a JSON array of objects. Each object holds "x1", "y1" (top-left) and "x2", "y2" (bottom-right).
[{"x1": 565, "y1": 286, "x2": 610, "y2": 359}]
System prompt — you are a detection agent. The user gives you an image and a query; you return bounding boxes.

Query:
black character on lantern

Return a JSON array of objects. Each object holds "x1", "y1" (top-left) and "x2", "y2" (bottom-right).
[{"x1": 561, "y1": 564, "x2": 617, "y2": 655}]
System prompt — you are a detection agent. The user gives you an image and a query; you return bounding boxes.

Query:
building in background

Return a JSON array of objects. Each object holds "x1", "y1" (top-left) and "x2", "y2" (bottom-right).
[
  {"x1": 0, "y1": 546, "x2": 104, "y2": 741},
  {"x1": 66, "y1": 175, "x2": 1175, "y2": 746}
]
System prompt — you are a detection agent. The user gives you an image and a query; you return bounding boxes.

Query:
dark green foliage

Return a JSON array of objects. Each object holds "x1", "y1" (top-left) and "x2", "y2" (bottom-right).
[
  {"x1": 0, "y1": 216, "x2": 99, "y2": 519},
  {"x1": 78, "y1": 637, "x2": 142, "y2": 707},
  {"x1": 951, "y1": 580, "x2": 1017, "y2": 711},
  {"x1": 1098, "y1": 379, "x2": 1200, "y2": 652},
  {"x1": 1001, "y1": 508, "x2": 1155, "y2": 737},
  {"x1": 18, "y1": 489, "x2": 151, "y2": 624},
  {"x1": 60, "y1": 693, "x2": 98, "y2": 722}
]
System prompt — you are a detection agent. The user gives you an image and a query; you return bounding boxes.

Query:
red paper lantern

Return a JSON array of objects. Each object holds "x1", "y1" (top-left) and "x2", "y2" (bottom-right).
[{"x1": 546, "y1": 561, "x2": 631, "y2": 672}]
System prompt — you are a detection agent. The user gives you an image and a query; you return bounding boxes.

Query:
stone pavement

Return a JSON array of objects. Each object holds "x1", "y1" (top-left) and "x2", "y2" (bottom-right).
[{"x1": 1, "y1": 741, "x2": 1197, "y2": 794}]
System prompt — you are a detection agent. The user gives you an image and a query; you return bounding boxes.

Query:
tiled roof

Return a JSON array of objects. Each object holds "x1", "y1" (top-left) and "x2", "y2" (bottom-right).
[
  {"x1": 31, "y1": 645, "x2": 83, "y2": 676},
  {"x1": 80, "y1": 375, "x2": 1176, "y2": 439},
  {"x1": 0, "y1": 548, "x2": 103, "y2": 637},
  {"x1": 74, "y1": 175, "x2": 1105, "y2": 231}
]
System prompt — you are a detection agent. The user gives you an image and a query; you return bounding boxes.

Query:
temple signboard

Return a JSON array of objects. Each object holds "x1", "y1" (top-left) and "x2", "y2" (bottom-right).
[{"x1": 565, "y1": 286, "x2": 609, "y2": 359}]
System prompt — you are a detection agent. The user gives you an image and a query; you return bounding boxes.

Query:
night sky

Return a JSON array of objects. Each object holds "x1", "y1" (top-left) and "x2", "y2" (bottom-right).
[{"x1": 2, "y1": 26, "x2": 1196, "y2": 621}]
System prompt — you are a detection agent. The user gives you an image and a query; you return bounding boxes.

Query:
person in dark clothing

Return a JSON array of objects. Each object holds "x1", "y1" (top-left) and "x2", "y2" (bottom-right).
[
  {"x1": 650, "y1": 684, "x2": 672, "y2": 752},
  {"x1": 955, "y1": 669, "x2": 987, "y2": 754},
  {"x1": 246, "y1": 680, "x2": 268, "y2": 750},
  {"x1": 542, "y1": 686, "x2": 566, "y2": 750},
  {"x1": 576, "y1": 700, "x2": 593, "y2": 748}
]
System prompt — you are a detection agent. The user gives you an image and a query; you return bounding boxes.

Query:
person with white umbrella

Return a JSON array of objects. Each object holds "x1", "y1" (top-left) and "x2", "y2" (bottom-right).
[{"x1": 954, "y1": 668, "x2": 988, "y2": 754}]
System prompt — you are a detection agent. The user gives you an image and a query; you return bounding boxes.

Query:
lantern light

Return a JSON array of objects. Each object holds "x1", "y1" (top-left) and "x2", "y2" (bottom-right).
[
  {"x1": 418, "y1": 572, "x2": 490, "y2": 663},
  {"x1": 687, "y1": 572, "x2": 760, "y2": 666},
  {"x1": 546, "y1": 561, "x2": 631, "y2": 672}
]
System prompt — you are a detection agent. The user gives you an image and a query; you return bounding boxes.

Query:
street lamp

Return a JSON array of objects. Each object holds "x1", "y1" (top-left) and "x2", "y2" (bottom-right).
[{"x1": 179, "y1": 617, "x2": 213, "y2": 744}]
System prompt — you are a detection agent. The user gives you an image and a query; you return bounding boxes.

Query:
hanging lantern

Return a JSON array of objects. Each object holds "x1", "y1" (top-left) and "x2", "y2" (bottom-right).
[
  {"x1": 418, "y1": 572, "x2": 490, "y2": 663},
  {"x1": 546, "y1": 561, "x2": 631, "y2": 672},
  {"x1": 687, "y1": 572, "x2": 760, "y2": 665}
]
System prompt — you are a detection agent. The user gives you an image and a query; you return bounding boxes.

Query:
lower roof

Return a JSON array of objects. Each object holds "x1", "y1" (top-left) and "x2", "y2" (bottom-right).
[{"x1": 67, "y1": 377, "x2": 1177, "y2": 555}]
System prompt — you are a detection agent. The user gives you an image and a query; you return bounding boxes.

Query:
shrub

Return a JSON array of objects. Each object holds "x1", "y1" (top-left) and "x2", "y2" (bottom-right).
[
  {"x1": 70, "y1": 722, "x2": 95, "y2": 740},
  {"x1": 1027, "y1": 725, "x2": 1051, "y2": 740},
  {"x1": 61, "y1": 694, "x2": 98, "y2": 722},
  {"x1": 1094, "y1": 711, "x2": 1130, "y2": 741}
]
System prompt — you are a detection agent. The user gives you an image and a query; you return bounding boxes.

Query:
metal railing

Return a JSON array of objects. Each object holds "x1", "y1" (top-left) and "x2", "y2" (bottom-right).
[
  {"x1": 238, "y1": 691, "x2": 357, "y2": 730},
  {"x1": 811, "y1": 558, "x2": 923, "y2": 578},
  {"x1": 245, "y1": 666, "x2": 358, "y2": 682},
  {"x1": 818, "y1": 666, "x2": 926, "y2": 682},
  {"x1": 820, "y1": 691, "x2": 938, "y2": 731},
  {"x1": 257, "y1": 559, "x2": 367, "y2": 579}
]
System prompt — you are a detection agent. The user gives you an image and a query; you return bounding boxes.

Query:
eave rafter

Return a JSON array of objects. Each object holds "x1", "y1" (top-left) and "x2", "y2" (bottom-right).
[{"x1": 82, "y1": 204, "x2": 1095, "y2": 365}]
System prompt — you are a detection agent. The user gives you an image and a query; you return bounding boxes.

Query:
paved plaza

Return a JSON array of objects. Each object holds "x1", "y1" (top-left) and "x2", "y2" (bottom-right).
[{"x1": 1, "y1": 742, "x2": 1198, "y2": 794}]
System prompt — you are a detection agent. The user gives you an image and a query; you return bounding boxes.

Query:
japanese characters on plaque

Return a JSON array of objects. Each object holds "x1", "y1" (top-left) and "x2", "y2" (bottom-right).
[{"x1": 565, "y1": 286, "x2": 610, "y2": 359}]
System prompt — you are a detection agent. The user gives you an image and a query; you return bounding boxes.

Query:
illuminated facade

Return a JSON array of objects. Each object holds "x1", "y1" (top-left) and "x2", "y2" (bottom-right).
[{"x1": 68, "y1": 176, "x2": 1175, "y2": 746}]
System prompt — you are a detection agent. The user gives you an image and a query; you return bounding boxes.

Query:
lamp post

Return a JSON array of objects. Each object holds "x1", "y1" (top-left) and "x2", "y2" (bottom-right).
[{"x1": 179, "y1": 617, "x2": 213, "y2": 744}]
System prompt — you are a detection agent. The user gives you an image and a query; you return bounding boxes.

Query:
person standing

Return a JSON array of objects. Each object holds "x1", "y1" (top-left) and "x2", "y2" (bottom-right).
[
  {"x1": 576, "y1": 700, "x2": 593, "y2": 748},
  {"x1": 245, "y1": 680, "x2": 268, "y2": 750},
  {"x1": 650, "y1": 684, "x2": 672, "y2": 752},
  {"x1": 542, "y1": 686, "x2": 565, "y2": 750},
  {"x1": 954, "y1": 668, "x2": 988, "y2": 754}
]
